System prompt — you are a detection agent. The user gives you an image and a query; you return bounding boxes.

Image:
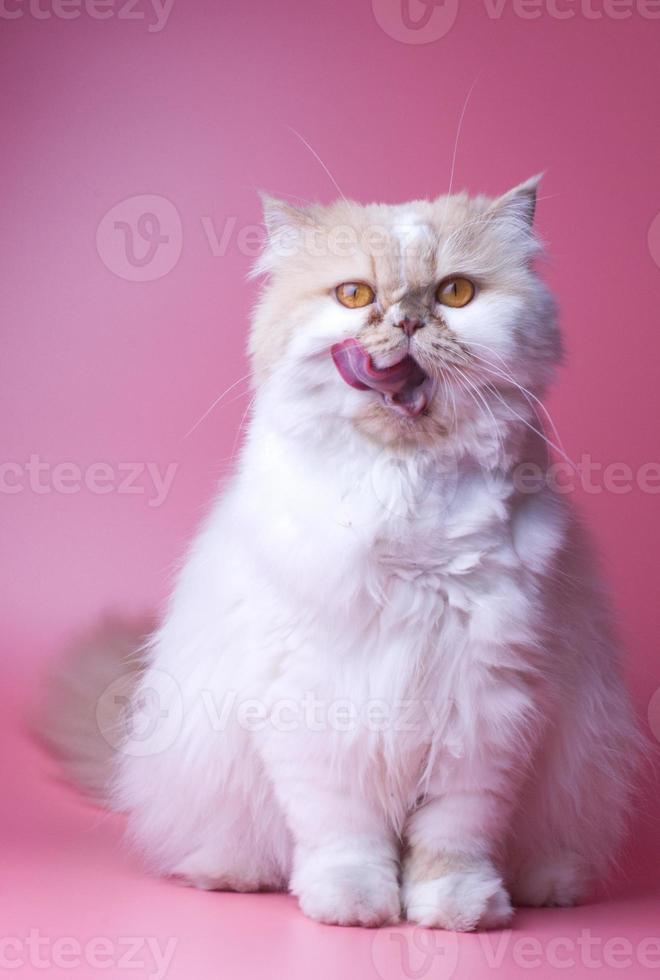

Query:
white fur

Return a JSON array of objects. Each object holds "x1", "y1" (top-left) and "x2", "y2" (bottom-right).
[
  {"x1": 403, "y1": 865, "x2": 514, "y2": 931},
  {"x1": 45, "y1": 181, "x2": 640, "y2": 930}
]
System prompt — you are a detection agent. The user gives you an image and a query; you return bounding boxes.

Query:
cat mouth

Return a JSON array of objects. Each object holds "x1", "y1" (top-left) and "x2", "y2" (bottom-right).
[{"x1": 331, "y1": 339, "x2": 435, "y2": 418}]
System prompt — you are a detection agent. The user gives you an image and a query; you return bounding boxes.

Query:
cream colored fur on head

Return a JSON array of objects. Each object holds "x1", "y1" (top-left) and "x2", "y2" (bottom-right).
[
  {"x1": 43, "y1": 178, "x2": 640, "y2": 931},
  {"x1": 249, "y1": 178, "x2": 559, "y2": 454}
]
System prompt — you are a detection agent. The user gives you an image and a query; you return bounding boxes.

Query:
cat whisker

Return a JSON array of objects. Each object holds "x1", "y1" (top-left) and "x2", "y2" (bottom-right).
[
  {"x1": 475, "y1": 361, "x2": 562, "y2": 450},
  {"x1": 438, "y1": 366, "x2": 457, "y2": 435},
  {"x1": 231, "y1": 390, "x2": 260, "y2": 459},
  {"x1": 481, "y1": 380, "x2": 577, "y2": 472},
  {"x1": 465, "y1": 342, "x2": 566, "y2": 456},
  {"x1": 183, "y1": 371, "x2": 255, "y2": 440},
  {"x1": 452, "y1": 364, "x2": 505, "y2": 461},
  {"x1": 441, "y1": 73, "x2": 482, "y2": 228},
  {"x1": 287, "y1": 126, "x2": 348, "y2": 203}
]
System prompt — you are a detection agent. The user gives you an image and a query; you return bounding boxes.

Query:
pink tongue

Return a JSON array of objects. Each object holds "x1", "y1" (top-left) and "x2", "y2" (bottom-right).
[{"x1": 331, "y1": 338, "x2": 429, "y2": 417}]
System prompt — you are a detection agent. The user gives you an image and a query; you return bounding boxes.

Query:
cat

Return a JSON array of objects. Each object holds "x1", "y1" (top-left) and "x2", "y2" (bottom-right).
[{"x1": 43, "y1": 177, "x2": 640, "y2": 931}]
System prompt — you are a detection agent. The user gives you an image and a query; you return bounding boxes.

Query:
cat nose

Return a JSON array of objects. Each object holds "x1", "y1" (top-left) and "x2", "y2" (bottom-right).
[{"x1": 397, "y1": 316, "x2": 424, "y2": 337}]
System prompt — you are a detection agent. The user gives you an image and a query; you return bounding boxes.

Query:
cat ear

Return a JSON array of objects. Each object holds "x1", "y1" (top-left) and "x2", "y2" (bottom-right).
[
  {"x1": 252, "y1": 194, "x2": 315, "y2": 278},
  {"x1": 488, "y1": 174, "x2": 543, "y2": 227},
  {"x1": 260, "y1": 194, "x2": 312, "y2": 240}
]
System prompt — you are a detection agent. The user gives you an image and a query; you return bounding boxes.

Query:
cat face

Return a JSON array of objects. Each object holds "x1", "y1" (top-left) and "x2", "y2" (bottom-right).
[{"x1": 249, "y1": 178, "x2": 560, "y2": 448}]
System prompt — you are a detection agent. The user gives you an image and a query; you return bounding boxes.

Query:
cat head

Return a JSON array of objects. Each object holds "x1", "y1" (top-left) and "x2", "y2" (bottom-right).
[{"x1": 249, "y1": 178, "x2": 560, "y2": 450}]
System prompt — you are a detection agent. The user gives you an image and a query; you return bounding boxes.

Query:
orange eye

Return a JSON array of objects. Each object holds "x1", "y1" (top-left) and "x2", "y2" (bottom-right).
[
  {"x1": 335, "y1": 282, "x2": 375, "y2": 309},
  {"x1": 436, "y1": 276, "x2": 475, "y2": 308}
]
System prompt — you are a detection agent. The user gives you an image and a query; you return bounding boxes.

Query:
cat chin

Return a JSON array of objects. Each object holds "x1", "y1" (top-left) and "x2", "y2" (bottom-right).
[{"x1": 353, "y1": 394, "x2": 450, "y2": 448}]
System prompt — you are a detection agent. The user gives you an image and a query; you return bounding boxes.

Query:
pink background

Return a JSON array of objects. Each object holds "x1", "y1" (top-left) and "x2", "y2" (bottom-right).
[{"x1": 1, "y1": 1, "x2": 659, "y2": 977}]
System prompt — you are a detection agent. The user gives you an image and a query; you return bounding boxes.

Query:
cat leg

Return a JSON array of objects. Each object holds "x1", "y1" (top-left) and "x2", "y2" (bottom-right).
[
  {"x1": 292, "y1": 830, "x2": 401, "y2": 927},
  {"x1": 402, "y1": 655, "x2": 543, "y2": 931},
  {"x1": 506, "y1": 737, "x2": 592, "y2": 909},
  {"x1": 507, "y1": 661, "x2": 638, "y2": 907},
  {"x1": 257, "y1": 725, "x2": 401, "y2": 926},
  {"x1": 403, "y1": 846, "x2": 513, "y2": 931},
  {"x1": 402, "y1": 788, "x2": 516, "y2": 930}
]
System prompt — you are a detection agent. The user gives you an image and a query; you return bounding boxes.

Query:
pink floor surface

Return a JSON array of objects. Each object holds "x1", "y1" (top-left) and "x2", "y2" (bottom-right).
[{"x1": 2, "y1": 669, "x2": 658, "y2": 980}]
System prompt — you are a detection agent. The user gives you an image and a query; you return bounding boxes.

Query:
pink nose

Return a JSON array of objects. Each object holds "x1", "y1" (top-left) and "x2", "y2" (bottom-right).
[{"x1": 398, "y1": 317, "x2": 423, "y2": 337}]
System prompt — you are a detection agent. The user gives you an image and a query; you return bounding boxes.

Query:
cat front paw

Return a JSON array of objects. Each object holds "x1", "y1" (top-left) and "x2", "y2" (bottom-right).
[
  {"x1": 403, "y1": 868, "x2": 513, "y2": 932},
  {"x1": 294, "y1": 862, "x2": 400, "y2": 927}
]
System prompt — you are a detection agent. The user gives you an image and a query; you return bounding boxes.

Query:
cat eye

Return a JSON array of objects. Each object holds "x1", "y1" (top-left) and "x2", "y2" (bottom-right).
[
  {"x1": 335, "y1": 282, "x2": 375, "y2": 309},
  {"x1": 436, "y1": 276, "x2": 475, "y2": 308}
]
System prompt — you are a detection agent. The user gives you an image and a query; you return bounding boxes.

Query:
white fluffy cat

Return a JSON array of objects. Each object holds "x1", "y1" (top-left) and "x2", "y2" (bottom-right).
[{"x1": 45, "y1": 177, "x2": 640, "y2": 931}]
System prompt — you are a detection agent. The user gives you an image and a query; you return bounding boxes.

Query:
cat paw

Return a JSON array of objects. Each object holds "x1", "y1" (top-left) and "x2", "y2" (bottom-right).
[
  {"x1": 403, "y1": 869, "x2": 513, "y2": 931},
  {"x1": 509, "y1": 854, "x2": 587, "y2": 907},
  {"x1": 295, "y1": 863, "x2": 401, "y2": 927}
]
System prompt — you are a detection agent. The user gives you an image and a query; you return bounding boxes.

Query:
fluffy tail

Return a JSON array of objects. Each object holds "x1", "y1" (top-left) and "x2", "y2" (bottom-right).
[{"x1": 37, "y1": 616, "x2": 153, "y2": 806}]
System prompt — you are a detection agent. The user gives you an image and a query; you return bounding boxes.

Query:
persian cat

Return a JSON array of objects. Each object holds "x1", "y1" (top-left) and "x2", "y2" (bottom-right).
[{"x1": 44, "y1": 177, "x2": 639, "y2": 931}]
